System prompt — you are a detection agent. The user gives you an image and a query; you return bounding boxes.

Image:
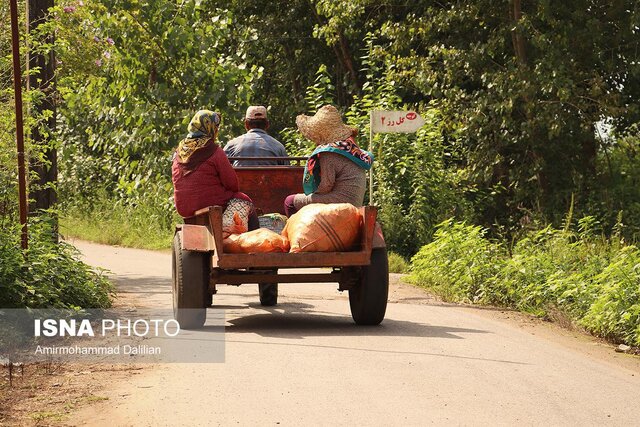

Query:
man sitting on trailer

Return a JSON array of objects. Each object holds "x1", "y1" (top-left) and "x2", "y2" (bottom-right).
[{"x1": 223, "y1": 106, "x2": 290, "y2": 167}]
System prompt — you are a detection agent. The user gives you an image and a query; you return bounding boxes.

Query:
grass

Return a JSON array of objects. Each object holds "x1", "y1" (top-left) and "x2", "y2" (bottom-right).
[
  {"x1": 388, "y1": 251, "x2": 409, "y2": 273},
  {"x1": 60, "y1": 214, "x2": 172, "y2": 250},
  {"x1": 60, "y1": 195, "x2": 177, "y2": 250},
  {"x1": 83, "y1": 395, "x2": 109, "y2": 403},
  {"x1": 29, "y1": 411, "x2": 67, "y2": 423}
]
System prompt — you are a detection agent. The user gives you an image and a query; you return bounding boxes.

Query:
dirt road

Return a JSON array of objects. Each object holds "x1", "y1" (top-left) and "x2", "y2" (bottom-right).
[{"x1": 68, "y1": 240, "x2": 639, "y2": 426}]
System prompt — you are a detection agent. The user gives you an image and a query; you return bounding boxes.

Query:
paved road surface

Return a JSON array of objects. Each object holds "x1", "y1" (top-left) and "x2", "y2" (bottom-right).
[{"x1": 69, "y1": 240, "x2": 640, "y2": 426}]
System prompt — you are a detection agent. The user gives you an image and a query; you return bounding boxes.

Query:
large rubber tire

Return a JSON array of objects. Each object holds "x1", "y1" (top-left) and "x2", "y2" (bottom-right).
[
  {"x1": 259, "y1": 283, "x2": 278, "y2": 306},
  {"x1": 172, "y1": 232, "x2": 209, "y2": 329},
  {"x1": 349, "y1": 248, "x2": 389, "y2": 325}
]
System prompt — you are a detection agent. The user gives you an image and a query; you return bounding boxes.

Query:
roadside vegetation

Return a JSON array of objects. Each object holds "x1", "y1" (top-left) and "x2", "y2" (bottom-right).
[
  {"x1": 1, "y1": 3, "x2": 112, "y2": 310},
  {"x1": 60, "y1": 191, "x2": 177, "y2": 250},
  {"x1": 0, "y1": 219, "x2": 112, "y2": 309},
  {"x1": 388, "y1": 252, "x2": 409, "y2": 274},
  {"x1": 1, "y1": 0, "x2": 639, "y2": 341},
  {"x1": 408, "y1": 218, "x2": 640, "y2": 347}
]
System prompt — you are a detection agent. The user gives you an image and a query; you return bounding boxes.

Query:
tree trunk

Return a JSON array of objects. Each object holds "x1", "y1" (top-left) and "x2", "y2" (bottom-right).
[
  {"x1": 337, "y1": 30, "x2": 360, "y2": 94},
  {"x1": 509, "y1": 0, "x2": 527, "y2": 67},
  {"x1": 27, "y1": 0, "x2": 57, "y2": 229},
  {"x1": 282, "y1": 43, "x2": 303, "y2": 102},
  {"x1": 309, "y1": 3, "x2": 360, "y2": 103},
  {"x1": 27, "y1": 0, "x2": 58, "y2": 242}
]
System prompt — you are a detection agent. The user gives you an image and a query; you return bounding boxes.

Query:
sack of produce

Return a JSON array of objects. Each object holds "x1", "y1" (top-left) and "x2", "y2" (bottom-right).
[
  {"x1": 223, "y1": 228, "x2": 290, "y2": 254},
  {"x1": 283, "y1": 203, "x2": 361, "y2": 253},
  {"x1": 222, "y1": 198, "x2": 252, "y2": 237}
]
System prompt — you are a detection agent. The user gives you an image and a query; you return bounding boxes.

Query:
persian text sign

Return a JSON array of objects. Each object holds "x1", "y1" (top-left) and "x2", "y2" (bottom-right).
[{"x1": 371, "y1": 110, "x2": 425, "y2": 133}]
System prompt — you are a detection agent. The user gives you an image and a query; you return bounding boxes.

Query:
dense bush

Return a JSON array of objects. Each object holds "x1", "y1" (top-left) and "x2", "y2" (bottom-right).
[
  {"x1": 587, "y1": 128, "x2": 640, "y2": 241},
  {"x1": 408, "y1": 219, "x2": 640, "y2": 346},
  {"x1": 408, "y1": 220, "x2": 504, "y2": 303},
  {"x1": 0, "y1": 220, "x2": 113, "y2": 309},
  {"x1": 581, "y1": 246, "x2": 640, "y2": 345}
]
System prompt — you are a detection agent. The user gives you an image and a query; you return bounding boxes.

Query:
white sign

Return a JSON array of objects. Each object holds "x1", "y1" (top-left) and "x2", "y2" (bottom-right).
[{"x1": 371, "y1": 110, "x2": 425, "y2": 133}]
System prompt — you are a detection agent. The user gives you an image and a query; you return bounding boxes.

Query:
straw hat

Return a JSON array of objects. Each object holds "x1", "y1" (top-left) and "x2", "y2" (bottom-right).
[{"x1": 296, "y1": 105, "x2": 357, "y2": 145}]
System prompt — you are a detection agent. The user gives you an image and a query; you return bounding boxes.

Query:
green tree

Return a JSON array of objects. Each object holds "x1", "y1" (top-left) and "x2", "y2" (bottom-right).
[
  {"x1": 315, "y1": 0, "x2": 640, "y2": 231},
  {"x1": 53, "y1": 0, "x2": 257, "y2": 204},
  {"x1": 226, "y1": 0, "x2": 351, "y2": 134}
]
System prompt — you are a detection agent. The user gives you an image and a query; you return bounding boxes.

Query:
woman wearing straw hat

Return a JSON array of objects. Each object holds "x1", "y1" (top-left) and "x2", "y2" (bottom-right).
[
  {"x1": 284, "y1": 105, "x2": 374, "y2": 216},
  {"x1": 172, "y1": 110, "x2": 259, "y2": 230}
]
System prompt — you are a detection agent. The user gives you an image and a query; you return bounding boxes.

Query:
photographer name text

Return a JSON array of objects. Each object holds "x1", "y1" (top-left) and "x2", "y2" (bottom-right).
[{"x1": 34, "y1": 344, "x2": 161, "y2": 356}]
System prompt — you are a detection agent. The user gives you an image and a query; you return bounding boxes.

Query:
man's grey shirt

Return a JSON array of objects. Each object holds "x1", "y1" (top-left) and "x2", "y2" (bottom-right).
[{"x1": 223, "y1": 129, "x2": 289, "y2": 166}]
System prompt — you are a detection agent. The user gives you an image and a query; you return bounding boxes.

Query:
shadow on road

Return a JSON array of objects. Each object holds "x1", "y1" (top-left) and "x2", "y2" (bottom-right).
[
  {"x1": 190, "y1": 308, "x2": 526, "y2": 365},
  {"x1": 224, "y1": 311, "x2": 487, "y2": 340},
  {"x1": 212, "y1": 301, "x2": 488, "y2": 341},
  {"x1": 108, "y1": 274, "x2": 488, "y2": 342},
  {"x1": 111, "y1": 276, "x2": 171, "y2": 294}
]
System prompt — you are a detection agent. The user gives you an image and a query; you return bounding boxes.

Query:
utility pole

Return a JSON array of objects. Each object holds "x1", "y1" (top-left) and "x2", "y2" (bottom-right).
[
  {"x1": 27, "y1": 0, "x2": 58, "y2": 238},
  {"x1": 10, "y1": 0, "x2": 29, "y2": 250}
]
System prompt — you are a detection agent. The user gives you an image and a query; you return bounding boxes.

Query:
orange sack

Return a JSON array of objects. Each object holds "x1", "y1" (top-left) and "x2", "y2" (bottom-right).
[
  {"x1": 283, "y1": 203, "x2": 362, "y2": 253},
  {"x1": 223, "y1": 228, "x2": 290, "y2": 254}
]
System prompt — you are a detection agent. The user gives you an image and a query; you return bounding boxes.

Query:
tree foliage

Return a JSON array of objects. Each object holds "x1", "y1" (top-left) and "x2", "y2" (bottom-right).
[
  {"x1": 315, "y1": 0, "x2": 640, "y2": 229},
  {"x1": 54, "y1": 0, "x2": 258, "y2": 203},
  {"x1": 1, "y1": 0, "x2": 640, "y2": 260}
]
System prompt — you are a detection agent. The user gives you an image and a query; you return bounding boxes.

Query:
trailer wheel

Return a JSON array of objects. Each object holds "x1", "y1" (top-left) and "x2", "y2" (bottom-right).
[
  {"x1": 259, "y1": 283, "x2": 278, "y2": 306},
  {"x1": 172, "y1": 232, "x2": 209, "y2": 329},
  {"x1": 349, "y1": 248, "x2": 389, "y2": 325}
]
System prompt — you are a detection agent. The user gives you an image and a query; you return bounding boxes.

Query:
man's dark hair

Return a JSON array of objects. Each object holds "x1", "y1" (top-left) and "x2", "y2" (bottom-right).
[{"x1": 245, "y1": 118, "x2": 268, "y2": 130}]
